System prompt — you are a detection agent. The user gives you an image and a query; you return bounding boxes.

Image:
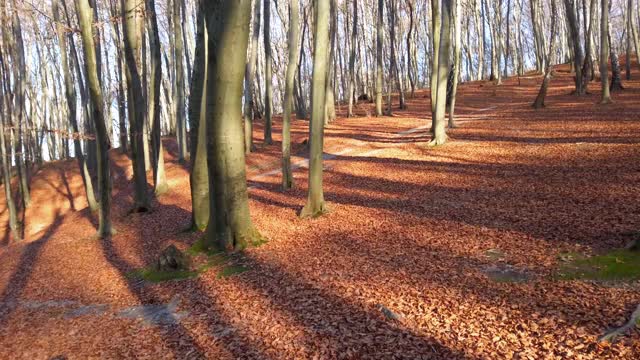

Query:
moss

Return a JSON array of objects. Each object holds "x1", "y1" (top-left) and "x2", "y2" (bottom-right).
[
  {"x1": 217, "y1": 265, "x2": 249, "y2": 279},
  {"x1": 557, "y1": 250, "x2": 640, "y2": 281},
  {"x1": 128, "y1": 268, "x2": 198, "y2": 283},
  {"x1": 187, "y1": 237, "x2": 223, "y2": 256}
]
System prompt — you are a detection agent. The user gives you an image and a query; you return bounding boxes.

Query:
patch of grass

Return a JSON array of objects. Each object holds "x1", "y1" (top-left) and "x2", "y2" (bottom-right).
[
  {"x1": 557, "y1": 250, "x2": 640, "y2": 281},
  {"x1": 128, "y1": 268, "x2": 198, "y2": 283},
  {"x1": 217, "y1": 265, "x2": 249, "y2": 279}
]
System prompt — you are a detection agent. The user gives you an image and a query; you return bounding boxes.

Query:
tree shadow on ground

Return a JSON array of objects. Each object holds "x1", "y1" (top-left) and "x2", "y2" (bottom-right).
[{"x1": 0, "y1": 211, "x2": 64, "y2": 327}]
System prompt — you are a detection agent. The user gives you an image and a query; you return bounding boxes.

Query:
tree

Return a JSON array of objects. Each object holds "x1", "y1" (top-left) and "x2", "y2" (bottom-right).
[
  {"x1": 147, "y1": 0, "x2": 168, "y2": 195},
  {"x1": 188, "y1": 0, "x2": 209, "y2": 231},
  {"x1": 429, "y1": 0, "x2": 452, "y2": 146},
  {"x1": 600, "y1": 0, "x2": 612, "y2": 103},
  {"x1": 448, "y1": 0, "x2": 461, "y2": 128},
  {"x1": 300, "y1": 0, "x2": 330, "y2": 218},
  {"x1": 75, "y1": 0, "x2": 114, "y2": 237},
  {"x1": 263, "y1": 0, "x2": 274, "y2": 144},
  {"x1": 122, "y1": 0, "x2": 151, "y2": 212},
  {"x1": 171, "y1": 0, "x2": 188, "y2": 162},
  {"x1": 243, "y1": 0, "x2": 261, "y2": 154},
  {"x1": 564, "y1": 0, "x2": 587, "y2": 95},
  {"x1": 347, "y1": 0, "x2": 358, "y2": 118},
  {"x1": 0, "y1": 66, "x2": 20, "y2": 240},
  {"x1": 282, "y1": 0, "x2": 301, "y2": 190},
  {"x1": 203, "y1": 0, "x2": 262, "y2": 250},
  {"x1": 54, "y1": 0, "x2": 98, "y2": 211},
  {"x1": 375, "y1": 0, "x2": 384, "y2": 116},
  {"x1": 533, "y1": 0, "x2": 559, "y2": 109}
]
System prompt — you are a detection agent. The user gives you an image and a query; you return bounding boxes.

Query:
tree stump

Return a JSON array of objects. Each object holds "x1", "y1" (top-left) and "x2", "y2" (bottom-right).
[{"x1": 155, "y1": 245, "x2": 189, "y2": 272}]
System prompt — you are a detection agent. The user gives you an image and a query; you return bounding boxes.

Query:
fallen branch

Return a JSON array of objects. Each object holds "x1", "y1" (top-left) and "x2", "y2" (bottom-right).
[{"x1": 598, "y1": 304, "x2": 640, "y2": 343}]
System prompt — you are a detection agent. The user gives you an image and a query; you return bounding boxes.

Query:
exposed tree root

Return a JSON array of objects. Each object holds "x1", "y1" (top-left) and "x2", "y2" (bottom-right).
[
  {"x1": 598, "y1": 304, "x2": 640, "y2": 343},
  {"x1": 299, "y1": 202, "x2": 331, "y2": 219}
]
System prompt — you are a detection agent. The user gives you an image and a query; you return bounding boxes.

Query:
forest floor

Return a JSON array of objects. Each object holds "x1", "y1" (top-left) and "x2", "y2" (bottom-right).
[{"x1": 0, "y1": 63, "x2": 639, "y2": 359}]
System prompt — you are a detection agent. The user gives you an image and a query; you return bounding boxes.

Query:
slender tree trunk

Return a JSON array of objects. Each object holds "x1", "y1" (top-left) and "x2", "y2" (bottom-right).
[
  {"x1": 632, "y1": 0, "x2": 640, "y2": 72},
  {"x1": 600, "y1": 0, "x2": 612, "y2": 102},
  {"x1": 55, "y1": 0, "x2": 98, "y2": 211},
  {"x1": 244, "y1": 0, "x2": 261, "y2": 154},
  {"x1": 263, "y1": 0, "x2": 274, "y2": 144},
  {"x1": 172, "y1": 0, "x2": 188, "y2": 161},
  {"x1": 122, "y1": 0, "x2": 151, "y2": 212},
  {"x1": 188, "y1": 0, "x2": 209, "y2": 231},
  {"x1": 75, "y1": 0, "x2": 114, "y2": 237},
  {"x1": 448, "y1": 0, "x2": 461, "y2": 128},
  {"x1": 282, "y1": 0, "x2": 301, "y2": 190},
  {"x1": 406, "y1": 0, "x2": 416, "y2": 98},
  {"x1": 430, "y1": 0, "x2": 441, "y2": 118},
  {"x1": 9, "y1": 4, "x2": 30, "y2": 208},
  {"x1": 533, "y1": 0, "x2": 559, "y2": 108},
  {"x1": 430, "y1": 0, "x2": 451, "y2": 146},
  {"x1": 375, "y1": 0, "x2": 384, "y2": 116},
  {"x1": 301, "y1": 0, "x2": 330, "y2": 218},
  {"x1": 609, "y1": 28, "x2": 624, "y2": 91},
  {"x1": 564, "y1": 0, "x2": 587, "y2": 95},
  {"x1": 0, "y1": 42, "x2": 20, "y2": 240},
  {"x1": 147, "y1": 0, "x2": 168, "y2": 195},
  {"x1": 626, "y1": 0, "x2": 632, "y2": 79},
  {"x1": 324, "y1": 0, "x2": 337, "y2": 125},
  {"x1": 347, "y1": 0, "x2": 358, "y2": 117},
  {"x1": 204, "y1": 0, "x2": 261, "y2": 250}
]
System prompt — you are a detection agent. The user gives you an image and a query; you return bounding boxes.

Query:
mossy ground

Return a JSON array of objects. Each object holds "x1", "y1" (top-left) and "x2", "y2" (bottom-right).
[
  {"x1": 557, "y1": 249, "x2": 640, "y2": 281},
  {"x1": 128, "y1": 238, "x2": 258, "y2": 283}
]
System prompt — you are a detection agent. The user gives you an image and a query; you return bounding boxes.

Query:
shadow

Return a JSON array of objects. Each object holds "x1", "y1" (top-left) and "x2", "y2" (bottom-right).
[
  {"x1": 227, "y1": 253, "x2": 481, "y2": 359},
  {"x1": 58, "y1": 168, "x2": 76, "y2": 211},
  {"x1": 97, "y1": 200, "x2": 271, "y2": 358},
  {"x1": 0, "y1": 211, "x2": 63, "y2": 327}
]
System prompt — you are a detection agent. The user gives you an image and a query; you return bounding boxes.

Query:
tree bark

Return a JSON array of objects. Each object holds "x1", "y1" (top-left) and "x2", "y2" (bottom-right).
[
  {"x1": 533, "y1": 0, "x2": 559, "y2": 108},
  {"x1": 375, "y1": 0, "x2": 384, "y2": 116},
  {"x1": 188, "y1": 0, "x2": 209, "y2": 231},
  {"x1": 448, "y1": 0, "x2": 461, "y2": 128},
  {"x1": 75, "y1": 0, "x2": 115, "y2": 237},
  {"x1": 263, "y1": 0, "x2": 274, "y2": 144},
  {"x1": 54, "y1": 0, "x2": 98, "y2": 211},
  {"x1": 282, "y1": 0, "x2": 300, "y2": 190},
  {"x1": 147, "y1": 0, "x2": 168, "y2": 195},
  {"x1": 347, "y1": 0, "x2": 358, "y2": 117},
  {"x1": 122, "y1": 0, "x2": 151, "y2": 212},
  {"x1": 600, "y1": 0, "x2": 612, "y2": 102},
  {"x1": 204, "y1": 0, "x2": 261, "y2": 250},
  {"x1": 430, "y1": 0, "x2": 451, "y2": 146},
  {"x1": 300, "y1": 0, "x2": 330, "y2": 218}
]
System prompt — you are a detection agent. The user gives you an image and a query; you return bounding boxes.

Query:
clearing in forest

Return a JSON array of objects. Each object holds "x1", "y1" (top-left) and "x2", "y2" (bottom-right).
[{"x1": 0, "y1": 65, "x2": 639, "y2": 359}]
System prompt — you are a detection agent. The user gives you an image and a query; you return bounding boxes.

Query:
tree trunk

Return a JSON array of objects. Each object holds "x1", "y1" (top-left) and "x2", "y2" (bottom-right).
[
  {"x1": 430, "y1": 0, "x2": 451, "y2": 146},
  {"x1": 347, "y1": 0, "x2": 358, "y2": 117},
  {"x1": 564, "y1": 0, "x2": 587, "y2": 95},
  {"x1": 122, "y1": 0, "x2": 151, "y2": 212},
  {"x1": 147, "y1": 0, "x2": 168, "y2": 195},
  {"x1": 375, "y1": 0, "x2": 384, "y2": 116},
  {"x1": 75, "y1": 0, "x2": 115, "y2": 237},
  {"x1": 173, "y1": 0, "x2": 188, "y2": 161},
  {"x1": 600, "y1": 0, "x2": 612, "y2": 102},
  {"x1": 448, "y1": 0, "x2": 461, "y2": 128},
  {"x1": 533, "y1": 0, "x2": 559, "y2": 108},
  {"x1": 204, "y1": 0, "x2": 261, "y2": 251},
  {"x1": 55, "y1": 0, "x2": 98, "y2": 211},
  {"x1": 282, "y1": 0, "x2": 300, "y2": 190},
  {"x1": 300, "y1": 0, "x2": 330, "y2": 218},
  {"x1": 263, "y1": 0, "x2": 274, "y2": 144},
  {"x1": 430, "y1": 0, "x2": 441, "y2": 117},
  {"x1": 188, "y1": 0, "x2": 209, "y2": 231},
  {"x1": 244, "y1": 0, "x2": 261, "y2": 154},
  {"x1": 324, "y1": 0, "x2": 337, "y2": 125}
]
